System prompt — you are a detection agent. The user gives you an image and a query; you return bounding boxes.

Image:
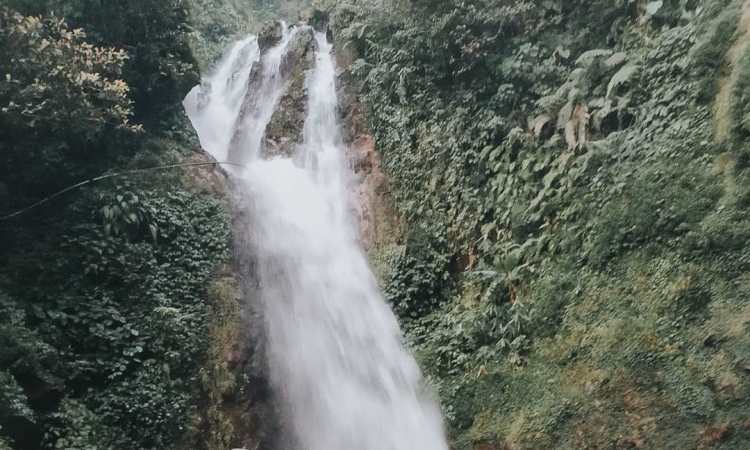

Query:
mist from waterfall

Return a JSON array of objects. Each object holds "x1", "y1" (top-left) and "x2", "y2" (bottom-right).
[{"x1": 184, "y1": 24, "x2": 449, "y2": 450}]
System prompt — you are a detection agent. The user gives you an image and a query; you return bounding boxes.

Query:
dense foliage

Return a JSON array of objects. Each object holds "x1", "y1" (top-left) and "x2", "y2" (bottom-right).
[
  {"x1": 0, "y1": 10, "x2": 140, "y2": 213},
  {"x1": 186, "y1": 0, "x2": 314, "y2": 69},
  {"x1": 0, "y1": 3, "x2": 235, "y2": 449},
  {"x1": 329, "y1": 0, "x2": 750, "y2": 448},
  {"x1": 5, "y1": 0, "x2": 199, "y2": 122},
  {"x1": 3, "y1": 0, "x2": 750, "y2": 448}
]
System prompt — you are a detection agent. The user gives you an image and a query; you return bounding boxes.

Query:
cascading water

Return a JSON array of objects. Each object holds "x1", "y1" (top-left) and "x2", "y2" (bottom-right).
[
  {"x1": 183, "y1": 36, "x2": 258, "y2": 163},
  {"x1": 229, "y1": 24, "x2": 301, "y2": 164},
  {"x1": 185, "y1": 24, "x2": 449, "y2": 450}
]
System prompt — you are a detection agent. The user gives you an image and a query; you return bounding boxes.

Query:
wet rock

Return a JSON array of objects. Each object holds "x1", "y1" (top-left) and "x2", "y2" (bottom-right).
[
  {"x1": 339, "y1": 78, "x2": 401, "y2": 250},
  {"x1": 226, "y1": 348, "x2": 245, "y2": 367},
  {"x1": 350, "y1": 135, "x2": 374, "y2": 172},
  {"x1": 263, "y1": 27, "x2": 317, "y2": 159},
  {"x1": 279, "y1": 27, "x2": 317, "y2": 77},
  {"x1": 182, "y1": 151, "x2": 231, "y2": 200},
  {"x1": 349, "y1": 136, "x2": 401, "y2": 250},
  {"x1": 229, "y1": 27, "x2": 317, "y2": 162}
]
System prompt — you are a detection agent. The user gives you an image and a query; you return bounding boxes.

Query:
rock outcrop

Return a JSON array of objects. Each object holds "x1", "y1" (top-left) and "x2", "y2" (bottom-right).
[
  {"x1": 228, "y1": 26, "x2": 317, "y2": 163},
  {"x1": 264, "y1": 28, "x2": 317, "y2": 158},
  {"x1": 335, "y1": 38, "x2": 404, "y2": 283}
]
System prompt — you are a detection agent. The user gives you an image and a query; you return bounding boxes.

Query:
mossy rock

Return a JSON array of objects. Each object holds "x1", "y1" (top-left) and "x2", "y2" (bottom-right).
[{"x1": 264, "y1": 27, "x2": 317, "y2": 158}]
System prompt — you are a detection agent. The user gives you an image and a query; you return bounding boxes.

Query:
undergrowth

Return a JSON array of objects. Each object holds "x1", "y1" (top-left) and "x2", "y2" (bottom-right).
[{"x1": 328, "y1": 0, "x2": 750, "y2": 448}]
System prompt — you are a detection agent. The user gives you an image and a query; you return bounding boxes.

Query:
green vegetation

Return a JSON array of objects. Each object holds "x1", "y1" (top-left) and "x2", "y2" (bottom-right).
[
  {"x1": 327, "y1": 0, "x2": 750, "y2": 448},
  {"x1": 187, "y1": 0, "x2": 314, "y2": 69},
  {"x1": 4, "y1": 0, "x2": 200, "y2": 122},
  {"x1": 0, "y1": 2, "x2": 239, "y2": 449},
  {"x1": 3, "y1": 0, "x2": 750, "y2": 449}
]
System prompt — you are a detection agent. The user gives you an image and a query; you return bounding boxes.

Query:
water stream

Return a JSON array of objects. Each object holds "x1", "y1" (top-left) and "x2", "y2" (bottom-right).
[{"x1": 184, "y1": 23, "x2": 448, "y2": 450}]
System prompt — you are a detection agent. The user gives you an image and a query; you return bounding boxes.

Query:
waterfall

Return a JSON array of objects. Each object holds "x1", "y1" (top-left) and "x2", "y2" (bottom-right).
[
  {"x1": 185, "y1": 24, "x2": 449, "y2": 450},
  {"x1": 183, "y1": 36, "x2": 259, "y2": 163},
  {"x1": 229, "y1": 24, "x2": 301, "y2": 165}
]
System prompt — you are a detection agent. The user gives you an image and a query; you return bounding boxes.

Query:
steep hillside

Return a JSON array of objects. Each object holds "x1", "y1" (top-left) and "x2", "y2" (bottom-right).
[
  {"x1": 327, "y1": 0, "x2": 750, "y2": 448},
  {"x1": 0, "y1": 2, "x2": 278, "y2": 449}
]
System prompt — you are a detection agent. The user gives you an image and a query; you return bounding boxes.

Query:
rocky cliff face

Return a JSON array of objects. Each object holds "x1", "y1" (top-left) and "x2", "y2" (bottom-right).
[
  {"x1": 175, "y1": 142, "x2": 282, "y2": 450},
  {"x1": 227, "y1": 25, "x2": 318, "y2": 163},
  {"x1": 337, "y1": 53, "x2": 404, "y2": 282},
  {"x1": 265, "y1": 27, "x2": 318, "y2": 158}
]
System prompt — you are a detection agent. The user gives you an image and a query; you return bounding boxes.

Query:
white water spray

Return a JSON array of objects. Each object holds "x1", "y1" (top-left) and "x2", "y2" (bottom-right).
[
  {"x1": 230, "y1": 24, "x2": 301, "y2": 164},
  {"x1": 185, "y1": 25, "x2": 449, "y2": 450},
  {"x1": 183, "y1": 36, "x2": 258, "y2": 163}
]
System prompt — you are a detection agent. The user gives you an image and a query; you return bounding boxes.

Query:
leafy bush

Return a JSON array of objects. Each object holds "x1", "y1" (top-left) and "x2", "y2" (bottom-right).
[
  {"x1": 0, "y1": 9, "x2": 140, "y2": 209},
  {"x1": 0, "y1": 187, "x2": 230, "y2": 449},
  {"x1": 384, "y1": 228, "x2": 452, "y2": 319},
  {"x1": 6, "y1": 0, "x2": 199, "y2": 122},
  {"x1": 0, "y1": 11, "x2": 138, "y2": 136}
]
